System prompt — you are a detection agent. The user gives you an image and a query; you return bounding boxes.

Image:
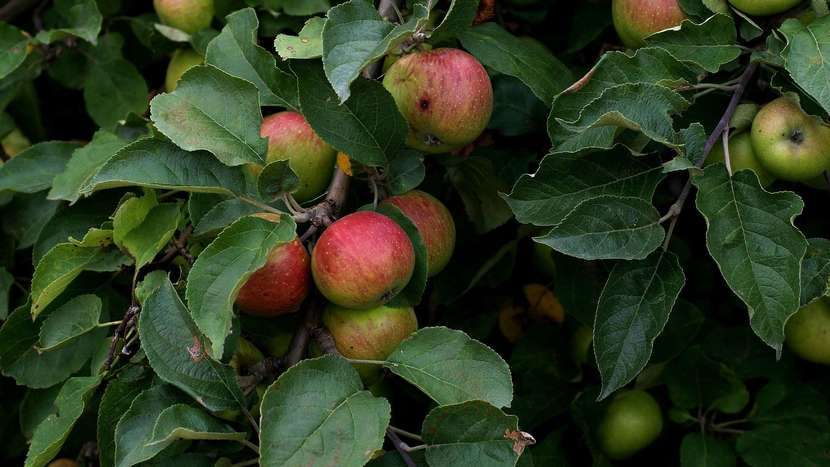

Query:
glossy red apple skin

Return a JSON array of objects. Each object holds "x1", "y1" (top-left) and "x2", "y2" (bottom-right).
[
  {"x1": 312, "y1": 211, "x2": 415, "y2": 309},
  {"x1": 383, "y1": 48, "x2": 493, "y2": 154},
  {"x1": 612, "y1": 0, "x2": 687, "y2": 48},
  {"x1": 236, "y1": 238, "x2": 310, "y2": 317},
  {"x1": 382, "y1": 190, "x2": 455, "y2": 276}
]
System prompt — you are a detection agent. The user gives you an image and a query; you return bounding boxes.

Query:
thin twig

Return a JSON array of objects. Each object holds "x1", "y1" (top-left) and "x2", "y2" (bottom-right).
[
  {"x1": 230, "y1": 459, "x2": 258, "y2": 467},
  {"x1": 389, "y1": 426, "x2": 423, "y2": 442},
  {"x1": 311, "y1": 326, "x2": 341, "y2": 356},
  {"x1": 386, "y1": 428, "x2": 417, "y2": 467},
  {"x1": 239, "y1": 439, "x2": 260, "y2": 454}
]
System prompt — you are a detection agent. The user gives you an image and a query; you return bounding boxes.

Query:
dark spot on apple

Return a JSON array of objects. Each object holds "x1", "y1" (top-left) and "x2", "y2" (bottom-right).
[
  {"x1": 789, "y1": 129, "x2": 805, "y2": 145},
  {"x1": 418, "y1": 98, "x2": 430, "y2": 110},
  {"x1": 424, "y1": 134, "x2": 442, "y2": 147}
]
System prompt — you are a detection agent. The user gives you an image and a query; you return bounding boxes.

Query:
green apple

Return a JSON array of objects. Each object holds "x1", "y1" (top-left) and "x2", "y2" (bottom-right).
[
  {"x1": 164, "y1": 48, "x2": 203, "y2": 92},
  {"x1": 612, "y1": 0, "x2": 687, "y2": 49},
  {"x1": 727, "y1": 0, "x2": 802, "y2": 16},
  {"x1": 153, "y1": 0, "x2": 214, "y2": 34},
  {"x1": 1, "y1": 127, "x2": 31, "y2": 157},
  {"x1": 598, "y1": 390, "x2": 663, "y2": 460},
  {"x1": 228, "y1": 337, "x2": 264, "y2": 371},
  {"x1": 706, "y1": 132, "x2": 775, "y2": 186},
  {"x1": 785, "y1": 298, "x2": 830, "y2": 365},
  {"x1": 571, "y1": 325, "x2": 593, "y2": 367},
  {"x1": 751, "y1": 96, "x2": 830, "y2": 182}
]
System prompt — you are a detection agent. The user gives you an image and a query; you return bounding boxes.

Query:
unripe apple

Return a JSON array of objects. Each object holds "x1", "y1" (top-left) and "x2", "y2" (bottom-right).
[
  {"x1": 235, "y1": 216, "x2": 310, "y2": 316},
  {"x1": 751, "y1": 96, "x2": 830, "y2": 182},
  {"x1": 383, "y1": 48, "x2": 493, "y2": 154},
  {"x1": 727, "y1": 0, "x2": 802, "y2": 16},
  {"x1": 706, "y1": 132, "x2": 775, "y2": 187},
  {"x1": 165, "y1": 48, "x2": 203, "y2": 92},
  {"x1": 153, "y1": 0, "x2": 214, "y2": 34},
  {"x1": 312, "y1": 211, "x2": 415, "y2": 309},
  {"x1": 258, "y1": 111, "x2": 337, "y2": 202},
  {"x1": 381, "y1": 190, "x2": 455, "y2": 276},
  {"x1": 785, "y1": 298, "x2": 830, "y2": 365},
  {"x1": 229, "y1": 337, "x2": 264, "y2": 371},
  {"x1": 612, "y1": 0, "x2": 687, "y2": 49},
  {"x1": 598, "y1": 389, "x2": 663, "y2": 460}
]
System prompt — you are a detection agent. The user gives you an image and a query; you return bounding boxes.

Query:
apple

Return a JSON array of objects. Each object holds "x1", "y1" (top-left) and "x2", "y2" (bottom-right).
[
  {"x1": 598, "y1": 389, "x2": 663, "y2": 460},
  {"x1": 229, "y1": 337, "x2": 264, "y2": 371},
  {"x1": 153, "y1": 0, "x2": 214, "y2": 34},
  {"x1": 235, "y1": 215, "x2": 310, "y2": 316},
  {"x1": 706, "y1": 132, "x2": 775, "y2": 187},
  {"x1": 612, "y1": 0, "x2": 687, "y2": 49},
  {"x1": 47, "y1": 460, "x2": 78, "y2": 467},
  {"x1": 322, "y1": 302, "x2": 417, "y2": 361},
  {"x1": 165, "y1": 48, "x2": 202, "y2": 92},
  {"x1": 381, "y1": 190, "x2": 455, "y2": 276},
  {"x1": 571, "y1": 325, "x2": 593, "y2": 367},
  {"x1": 312, "y1": 211, "x2": 415, "y2": 309},
  {"x1": 751, "y1": 96, "x2": 830, "y2": 182},
  {"x1": 383, "y1": 48, "x2": 493, "y2": 154},
  {"x1": 727, "y1": 0, "x2": 802, "y2": 16},
  {"x1": 258, "y1": 111, "x2": 337, "y2": 202},
  {"x1": 785, "y1": 298, "x2": 830, "y2": 365}
]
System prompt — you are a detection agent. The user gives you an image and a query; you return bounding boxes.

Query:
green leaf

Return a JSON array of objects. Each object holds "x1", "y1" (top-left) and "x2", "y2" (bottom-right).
[
  {"x1": 84, "y1": 138, "x2": 249, "y2": 196},
  {"x1": 779, "y1": 16, "x2": 830, "y2": 114},
  {"x1": 31, "y1": 230, "x2": 129, "y2": 319},
  {"x1": 429, "y1": 0, "x2": 480, "y2": 45},
  {"x1": 275, "y1": 17, "x2": 325, "y2": 60},
  {"x1": 113, "y1": 191, "x2": 157, "y2": 248},
  {"x1": 139, "y1": 277, "x2": 246, "y2": 411},
  {"x1": 489, "y1": 75, "x2": 548, "y2": 137},
  {"x1": 384, "y1": 326, "x2": 513, "y2": 408},
  {"x1": 98, "y1": 367, "x2": 152, "y2": 467},
  {"x1": 186, "y1": 215, "x2": 296, "y2": 357},
  {"x1": 114, "y1": 384, "x2": 186, "y2": 467},
  {"x1": 20, "y1": 385, "x2": 62, "y2": 439},
  {"x1": 322, "y1": 0, "x2": 431, "y2": 103},
  {"x1": 33, "y1": 193, "x2": 121, "y2": 264},
  {"x1": 664, "y1": 346, "x2": 749, "y2": 413},
  {"x1": 294, "y1": 60, "x2": 406, "y2": 166},
  {"x1": 386, "y1": 149, "x2": 425, "y2": 195},
  {"x1": 0, "y1": 23, "x2": 30, "y2": 80},
  {"x1": 266, "y1": 0, "x2": 331, "y2": 15},
  {"x1": 147, "y1": 404, "x2": 245, "y2": 448},
  {"x1": 84, "y1": 34, "x2": 149, "y2": 130},
  {"x1": 535, "y1": 196, "x2": 664, "y2": 261},
  {"x1": 421, "y1": 401, "x2": 522, "y2": 467},
  {"x1": 504, "y1": 149, "x2": 664, "y2": 227},
  {"x1": 447, "y1": 156, "x2": 513, "y2": 234},
  {"x1": 257, "y1": 160, "x2": 299, "y2": 201},
  {"x1": 3, "y1": 192, "x2": 61, "y2": 250},
  {"x1": 680, "y1": 433, "x2": 737, "y2": 467},
  {"x1": 646, "y1": 15, "x2": 741, "y2": 73},
  {"x1": 801, "y1": 238, "x2": 830, "y2": 305},
  {"x1": 0, "y1": 141, "x2": 80, "y2": 193},
  {"x1": 150, "y1": 65, "x2": 268, "y2": 166},
  {"x1": 693, "y1": 164, "x2": 808, "y2": 353},
  {"x1": 594, "y1": 250, "x2": 685, "y2": 400},
  {"x1": 49, "y1": 130, "x2": 129, "y2": 203},
  {"x1": 259, "y1": 355, "x2": 391, "y2": 467},
  {"x1": 192, "y1": 199, "x2": 260, "y2": 237},
  {"x1": 36, "y1": 294, "x2": 102, "y2": 351},
  {"x1": 24, "y1": 375, "x2": 102, "y2": 467},
  {"x1": 113, "y1": 193, "x2": 182, "y2": 269},
  {"x1": 205, "y1": 8, "x2": 298, "y2": 109},
  {"x1": 35, "y1": 0, "x2": 102, "y2": 45},
  {"x1": 0, "y1": 267, "x2": 11, "y2": 320},
  {"x1": 459, "y1": 23, "x2": 572, "y2": 104},
  {"x1": 374, "y1": 203, "x2": 428, "y2": 306}
]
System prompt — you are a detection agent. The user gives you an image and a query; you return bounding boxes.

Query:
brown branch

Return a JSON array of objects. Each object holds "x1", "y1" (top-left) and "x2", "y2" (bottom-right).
[
  {"x1": 311, "y1": 326, "x2": 340, "y2": 356},
  {"x1": 102, "y1": 304, "x2": 140, "y2": 371},
  {"x1": 386, "y1": 428, "x2": 417, "y2": 467}
]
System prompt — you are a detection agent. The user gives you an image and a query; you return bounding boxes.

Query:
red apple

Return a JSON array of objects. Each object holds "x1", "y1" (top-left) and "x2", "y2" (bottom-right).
[
  {"x1": 383, "y1": 48, "x2": 493, "y2": 154},
  {"x1": 312, "y1": 211, "x2": 415, "y2": 309},
  {"x1": 235, "y1": 216, "x2": 310, "y2": 316},
  {"x1": 382, "y1": 190, "x2": 455, "y2": 276},
  {"x1": 153, "y1": 0, "x2": 214, "y2": 34},
  {"x1": 322, "y1": 303, "x2": 418, "y2": 361},
  {"x1": 612, "y1": 0, "x2": 687, "y2": 49}
]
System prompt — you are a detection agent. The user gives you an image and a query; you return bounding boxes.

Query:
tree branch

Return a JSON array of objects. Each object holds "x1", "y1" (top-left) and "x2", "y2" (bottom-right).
[{"x1": 386, "y1": 428, "x2": 417, "y2": 467}]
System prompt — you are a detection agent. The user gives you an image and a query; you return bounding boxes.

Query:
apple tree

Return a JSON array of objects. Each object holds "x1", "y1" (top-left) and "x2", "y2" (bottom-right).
[{"x1": 1, "y1": 0, "x2": 830, "y2": 466}]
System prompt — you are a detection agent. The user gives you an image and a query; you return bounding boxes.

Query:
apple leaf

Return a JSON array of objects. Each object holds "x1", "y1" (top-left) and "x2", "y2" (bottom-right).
[
  {"x1": 192, "y1": 199, "x2": 260, "y2": 237},
  {"x1": 266, "y1": 0, "x2": 330, "y2": 16},
  {"x1": 293, "y1": 60, "x2": 405, "y2": 166},
  {"x1": 384, "y1": 327, "x2": 513, "y2": 408},
  {"x1": 113, "y1": 384, "x2": 187, "y2": 467},
  {"x1": 24, "y1": 375, "x2": 102, "y2": 467},
  {"x1": 693, "y1": 164, "x2": 807, "y2": 353},
  {"x1": 800, "y1": 238, "x2": 830, "y2": 306},
  {"x1": 779, "y1": 16, "x2": 830, "y2": 114},
  {"x1": 259, "y1": 355, "x2": 391, "y2": 467},
  {"x1": 386, "y1": 149, "x2": 425, "y2": 195},
  {"x1": 0, "y1": 22, "x2": 30, "y2": 80},
  {"x1": 421, "y1": 401, "x2": 523, "y2": 467},
  {"x1": 146, "y1": 404, "x2": 246, "y2": 448},
  {"x1": 3, "y1": 193, "x2": 61, "y2": 250},
  {"x1": 646, "y1": 15, "x2": 741, "y2": 73},
  {"x1": 36, "y1": 294, "x2": 102, "y2": 351},
  {"x1": 97, "y1": 367, "x2": 152, "y2": 467},
  {"x1": 274, "y1": 17, "x2": 325, "y2": 60},
  {"x1": 139, "y1": 277, "x2": 246, "y2": 411},
  {"x1": 205, "y1": 8, "x2": 298, "y2": 109},
  {"x1": 49, "y1": 130, "x2": 129, "y2": 203},
  {"x1": 0, "y1": 267, "x2": 11, "y2": 320},
  {"x1": 459, "y1": 22, "x2": 573, "y2": 105},
  {"x1": 257, "y1": 160, "x2": 300, "y2": 201},
  {"x1": 534, "y1": 196, "x2": 665, "y2": 261},
  {"x1": 150, "y1": 65, "x2": 268, "y2": 166},
  {"x1": 680, "y1": 433, "x2": 737, "y2": 467},
  {"x1": 34, "y1": 0, "x2": 102, "y2": 45},
  {"x1": 664, "y1": 347, "x2": 749, "y2": 414},
  {"x1": 112, "y1": 192, "x2": 182, "y2": 269},
  {"x1": 83, "y1": 34, "x2": 149, "y2": 130},
  {"x1": 594, "y1": 250, "x2": 685, "y2": 400},
  {"x1": 429, "y1": 0, "x2": 480, "y2": 45},
  {"x1": 0, "y1": 141, "x2": 80, "y2": 193},
  {"x1": 446, "y1": 156, "x2": 513, "y2": 234}
]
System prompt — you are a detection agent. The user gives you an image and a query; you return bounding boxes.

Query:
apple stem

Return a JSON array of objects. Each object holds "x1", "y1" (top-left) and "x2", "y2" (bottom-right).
[{"x1": 386, "y1": 427, "x2": 418, "y2": 467}]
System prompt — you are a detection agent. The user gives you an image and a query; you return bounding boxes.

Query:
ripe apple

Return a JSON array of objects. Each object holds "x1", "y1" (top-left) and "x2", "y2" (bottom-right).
[
  {"x1": 612, "y1": 0, "x2": 687, "y2": 48},
  {"x1": 751, "y1": 96, "x2": 830, "y2": 182},
  {"x1": 383, "y1": 48, "x2": 493, "y2": 154},
  {"x1": 235, "y1": 215, "x2": 310, "y2": 316},
  {"x1": 153, "y1": 0, "x2": 214, "y2": 34},
  {"x1": 312, "y1": 211, "x2": 415, "y2": 309},
  {"x1": 165, "y1": 48, "x2": 202, "y2": 92},
  {"x1": 381, "y1": 190, "x2": 455, "y2": 276},
  {"x1": 597, "y1": 389, "x2": 663, "y2": 460},
  {"x1": 785, "y1": 298, "x2": 830, "y2": 365},
  {"x1": 706, "y1": 132, "x2": 775, "y2": 187},
  {"x1": 322, "y1": 302, "x2": 418, "y2": 361},
  {"x1": 258, "y1": 111, "x2": 337, "y2": 202},
  {"x1": 727, "y1": 0, "x2": 802, "y2": 16}
]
